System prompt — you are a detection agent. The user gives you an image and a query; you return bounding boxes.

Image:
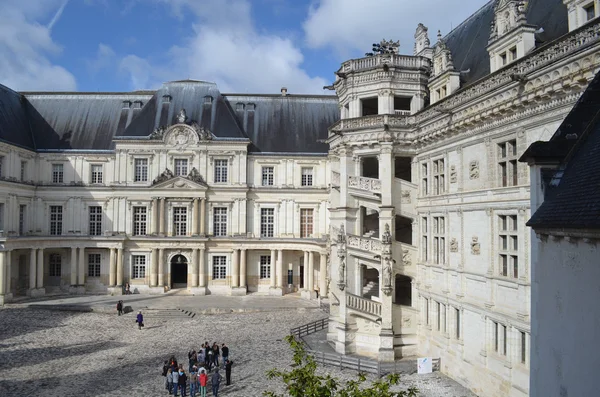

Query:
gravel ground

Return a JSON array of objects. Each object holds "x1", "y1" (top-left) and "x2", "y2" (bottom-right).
[{"x1": 0, "y1": 307, "x2": 477, "y2": 397}]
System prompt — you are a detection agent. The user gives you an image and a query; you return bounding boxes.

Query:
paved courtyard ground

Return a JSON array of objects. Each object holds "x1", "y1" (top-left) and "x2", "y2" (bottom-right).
[{"x1": 0, "y1": 294, "x2": 477, "y2": 397}]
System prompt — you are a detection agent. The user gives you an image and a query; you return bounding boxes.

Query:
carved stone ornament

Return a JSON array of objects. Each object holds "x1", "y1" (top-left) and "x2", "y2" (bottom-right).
[
  {"x1": 190, "y1": 122, "x2": 213, "y2": 140},
  {"x1": 187, "y1": 167, "x2": 206, "y2": 184},
  {"x1": 152, "y1": 168, "x2": 174, "y2": 185},
  {"x1": 381, "y1": 223, "x2": 392, "y2": 245},
  {"x1": 450, "y1": 165, "x2": 457, "y2": 183},
  {"x1": 337, "y1": 224, "x2": 347, "y2": 291},
  {"x1": 469, "y1": 161, "x2": 480, "y2": 180},
  {"x1": 402, "y1": 249, "x2": 411, "y2": 266},
  {"x1": 176, "y1": 108, "x2": 187, "y2": 124},
  {"x1": 450, "y1": 238, "x2": 458, "y2": 252},
  {"x1": 382, "y1": 256, "x2": 393, "y2": 296},
  {"x1": 401, "y1": 190, "x2": 411, "y2": 203},
  {"x1": 471, "y1": 237, "x2": 481, "y2": 255},
  {"x1": 150, "y1": 125, "x2": 166, "y2": 140}
]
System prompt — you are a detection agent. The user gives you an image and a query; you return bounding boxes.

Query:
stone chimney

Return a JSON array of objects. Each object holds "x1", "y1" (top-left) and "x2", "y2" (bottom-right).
[{"x1": 281, "y1": 87, "x2": 288, "y2": 96}]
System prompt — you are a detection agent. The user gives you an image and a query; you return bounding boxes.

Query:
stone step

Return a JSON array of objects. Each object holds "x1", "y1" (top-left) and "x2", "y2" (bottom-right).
[{"x1": 142, "y1": 309, "x2": 197, "y2": 320}]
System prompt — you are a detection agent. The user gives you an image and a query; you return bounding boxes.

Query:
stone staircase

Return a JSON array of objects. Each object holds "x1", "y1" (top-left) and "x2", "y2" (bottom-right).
[
  {"x1": 362, "y1": 280, "x2": 379, "y2": 299},
  {"x1": 142, "y1": 308, "x2": 197, "y2": 322}
]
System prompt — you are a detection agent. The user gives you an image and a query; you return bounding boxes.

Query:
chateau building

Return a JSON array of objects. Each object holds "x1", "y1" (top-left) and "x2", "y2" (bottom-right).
[{"x1": 0, "y1": 1, "x2": 599, "y2": 397}]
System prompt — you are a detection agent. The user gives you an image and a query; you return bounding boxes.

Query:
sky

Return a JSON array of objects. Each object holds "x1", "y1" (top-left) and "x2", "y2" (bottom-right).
[{"x1": 0, "y1": 0, "x2": 488, "y2": 94}]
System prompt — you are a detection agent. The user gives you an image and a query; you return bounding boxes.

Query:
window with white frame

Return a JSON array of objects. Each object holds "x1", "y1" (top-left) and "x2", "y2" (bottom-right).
[
  {"x1": 19, "y1": 204, "x2": 26, "y2": 235},
  {"x1": 421, "y1": 162, "x2": 429, "y2": 196},
  {"x1": 20, "y1": 160, "x2": 27, "y2": 181},
  {"x1": 49, "y1": 253, "x2": 61, "y2": 277},
  {"x1": 49, "y1": 205, "x2": 63, "y2": 235},
  {"x1": 89, "y1": 206, "x2": 102, "y2": 236},
  {"x1": 88, "y1": 253, "x2": 101, "y2": 277},
  {"x1": 585, "y1": 2, "x2": 596, "y2": 21},
  {"x1": 132, "y1": 255, "x2": 146, "y2": 279},
  {"x1": 213, "y1": 207, "x2": 227, "y2": 236},
  {"x1": 133, "y1": 206, "x2": 147, "y2": 236},
  {"x1": 301, "y1": 167, "x2": 313, "y2": 186},
  {"x1": 0, "y1": 203, "x2": 4, "y2": 231},
  {"x1": 212, "y1": 255, "x2": 226, "y2": 279},
  {"x1": 433, "y1": 159, "x2": 445, "y2": 195},
  {"x1": 455, "y1": 307, "x2": 461, "y2": 339},
  {"x1": 499, "y1": 214, "x2": 518, "y2": 278},
  {"x1": 498, "y1": 139, "x2": 518, "y2": 187},
  {"x1": 262, "y1": 166, "x2": 274, "y2": 186},
  {"x1": 173, "y1": 207, "x2": 187, "y2": 236},
  {"x1": 493, "y1": 321, "x2": 507, "y2": 356},
  {"x1": 52, "y1": 163, "x2": 64, "y2": 183},
  {"x1": 433, "y1": 216, "x2": 445, "y2": 264},
  {"x1": 174, "y1": 159, "x2": 188, "y2": 177},
  {"x1": 260, "y1": 255, "x2": 271, "y2": 279},
  {"x1": 90, "y1": 164, "x2": 103, "y2": 184},
  {"x1": 300, "y1": 208, "x2": 314, "y2": 238},
  {"x1": 421, "y1": 217, "x2": 428, "y2": 262},
  {"x1": 134, "y1": 158, "x2": 148, "y2": 182},
  {"x1": 214, "y1": 159, "x2": 228, "y2": 183},
  {"x1": 260, "y1": 208, "x2": 274, "y2": 237}
]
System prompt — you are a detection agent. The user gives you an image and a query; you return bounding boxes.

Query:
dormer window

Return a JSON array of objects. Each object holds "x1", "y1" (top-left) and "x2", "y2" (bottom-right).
[
  {"x1": 585, "y1": 3, "x2": 596, "y2": 20},
  {"x1": 236, "y1": 103, "x2": 245, "y2": 111},
  {"x1": 204, "y1": 96, "x2": 213, "y2": 105},
  {"x1": 509, "y1": 47, "x2": 517, "y2": 61},
  {"x1": 500, "y1": 53, "x2": 508, "y2": 66},
  {"x1": 565, "y1": 0, "x2": 599, "y2": 31}
]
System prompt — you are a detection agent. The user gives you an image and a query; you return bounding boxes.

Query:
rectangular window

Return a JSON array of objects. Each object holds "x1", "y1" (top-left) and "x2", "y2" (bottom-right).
[
  {"x1": 214, "y1": 159, "x2": 228, "y2": 183},
  {"x1": 262, "y1": 166, "x2": 274, "y2": 186},
  {"x1": 421, "y1": 163, "x2": 428, "y2": 196},
  {"x1": 301, "y1": 167, "x2": 313, "y2": 186},
  {"x1": 19, "y1": 204, "x2": 26, "y2": 235},
  {"x1": 212, "y1": 256, "x2": 226, "y2": 279},
  {"x1": 494, "y1": 321, "x2": 499, "y2": 352},
  {"x1": 300, "y1": 208, "x2": 314, "y2": 238},
  {"x1": 174, "y1": 159, "x2": 188, "y2": 177},
  {"x1": 52, "y1": 163, "x2": 64, "y2": 183},
  {"x1": 260, "y1": 255, "x2": 271, "y2": 279},
  {"x1": 90, "y1": 164, "x2": 103, "y2": 184},
  {"x1": 421, "y1": 217, "x2": 428, "y2": 262},
  {"x1": 213, "y1": 207, "x2": 228, "y2": 236},
  {"x1": 260, "y1": 208, "x2": 275, "y2": 238},
  {"x1": 49, "y1": 206, "x2": 63, "y2": 235},
  {"x1": 499, "y1": 215, "x2": 519, "y2": 278},
  {"x1": 89, "y1": 206, "x2": 102, "y2": 236},
  {"x1": 49, "y1": 253, "x2": 61, "y2": 277},
  {"x1": 585, "y1": 3, "x2": 596, "y2": 21},
  {"x1": 132, "y1": 255, "x2": 146, "y2": 279},
  {"x1": 509, "y1": 47, "x2": 517, "y2": 61},
  {"x1": 498, "y1": 139, "x2": 518, "y2": 187},
  {"x1": 133, "y1": 207, "x2": 147, "y2": 236},
  {"x1": 500, "y1": 53, "x2": 507, "y2": 65},
  {"x1": 494, "y1": 321, "x2": 507, "y2": 355},
  {"x1": 436, "y1": 301, "x2": 441, "y2": 331},
  {"x1": 20, "y1": 160, "x2": 26, "y2": 181},
  {"x1": 134, "y1": 158, "x2": 148, "y2": 182},
  {"x1": 455, "y1": 308, "x2": 461, "y2": 339},
  {"x1": 287, "y1": 269, "x2": 293, "y2": 285},
  {"x1": 432, "y1": 159, "x2": 445, "y2": 195},
  {"x1": 88, "y1": 253, "x2": 101, "y2": 277},
  {"x1": 520, "y1": 331, "x2": 527, "y2": 364},
  {"x1": 433, "y1": 216, "x2": 445, "y2": 264},
  {"x1": 0, "y1": 203, "x2": 4, "y2": 231},
  {"x1": 173, "y1": 207, "x2": 187, "y2": 236},
  {"x1": 425, "y1": 297, "x2": 430, "y2": 325}
]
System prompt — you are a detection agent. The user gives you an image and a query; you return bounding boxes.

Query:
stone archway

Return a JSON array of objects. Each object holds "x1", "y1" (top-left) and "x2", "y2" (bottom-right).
[{"x1": 170, "y1": 254, "x2": 188, "y2": 289}]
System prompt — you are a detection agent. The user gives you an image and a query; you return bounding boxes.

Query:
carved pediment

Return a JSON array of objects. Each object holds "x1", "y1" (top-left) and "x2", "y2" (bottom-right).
[
  {"x1": 151, "y1": 176, "x2": 208, "y2": 190},
  {"x1": 150, "y1": 117, "x2": 214, "y2": 146},
  {"x1": 490, "y1": 0, "x2": 528, "y2": 41}
]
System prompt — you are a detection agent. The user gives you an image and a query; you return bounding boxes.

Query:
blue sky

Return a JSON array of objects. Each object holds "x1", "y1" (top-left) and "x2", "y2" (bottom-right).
[{"x1": 0, "y1": 0, "x2": 487, "y2": 94}]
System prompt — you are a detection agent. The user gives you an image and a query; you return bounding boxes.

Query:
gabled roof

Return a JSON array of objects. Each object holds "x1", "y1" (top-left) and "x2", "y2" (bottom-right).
[
  {"x1": 525, "y1": 70, "x2": 600, "y2": 230},
  {"x1": 0, "y1": 85, "x2": 39, "y2": 150}
]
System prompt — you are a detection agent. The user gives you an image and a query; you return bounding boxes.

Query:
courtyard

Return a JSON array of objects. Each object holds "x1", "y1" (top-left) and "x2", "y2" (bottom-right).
[{"x1": 0, "y1": 294, "x2": 477, "y2": 397}]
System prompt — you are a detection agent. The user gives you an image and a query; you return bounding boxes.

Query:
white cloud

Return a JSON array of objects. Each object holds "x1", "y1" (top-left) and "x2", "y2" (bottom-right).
[
  {"x1": 0, "y1": 0, "x2": 77, "y2": 91},
  {"x1": 119, "y1": 0, "x2": 328, "y2": 94},
  {"x1": 303, "y1": 0, "x2": 487, "y2": 57},
  {"x1": 87, "y1": 43, "x2": 116, "y2": 75}
]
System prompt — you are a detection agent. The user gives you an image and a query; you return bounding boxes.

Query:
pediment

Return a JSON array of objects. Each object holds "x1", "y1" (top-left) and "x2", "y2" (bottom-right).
[{"x1": 151, "y1": 176, "x2": 207, "y2": 190}]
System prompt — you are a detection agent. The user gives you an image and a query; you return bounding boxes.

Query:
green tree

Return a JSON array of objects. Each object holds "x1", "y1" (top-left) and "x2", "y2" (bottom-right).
[{"x1": 264, "y1": 335, "x2": 419, "y2": 397}]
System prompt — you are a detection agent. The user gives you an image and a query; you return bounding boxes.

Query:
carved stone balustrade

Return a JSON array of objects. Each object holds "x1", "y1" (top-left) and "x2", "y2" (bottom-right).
[
  {"x1": 339, "y1": 53, "x2": 431, "y2": 74},
  {"x1": 394, "y1": 110, "x2": 411, "y2": 116},
  {"x1": 348, "y1": 175, "x2": 382, "y2": 194},
  {"x1": 329, "y1": 114, "x2": 415, "y2": 135},
  {"x1": 347, "y1": 234, "x2": 383, "y2": 254},
  {"x1": 346, "y1": 293, "x2": 382, "y2": 317}
]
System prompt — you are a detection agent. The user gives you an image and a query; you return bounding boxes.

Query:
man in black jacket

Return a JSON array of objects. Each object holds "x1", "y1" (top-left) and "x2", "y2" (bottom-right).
[{"x1": 224, "y1": 359, "x2": 233, "y2": 386}]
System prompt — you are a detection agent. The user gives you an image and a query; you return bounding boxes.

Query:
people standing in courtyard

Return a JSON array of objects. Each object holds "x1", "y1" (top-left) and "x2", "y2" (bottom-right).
[
  {"x1": 224, "y1": 359, "x2": 233, "y2": 386},
  {"x1": 172, "y1": 367, "x2": 179, "y2": 397},
  {"x1": 136, "y1": 311, "x2": 144, "y2": 330},
  {"x1": 178, "y1": 368, "x2": 188, "y2": 397},
  {"x1": 189, "y1": 366, "x2": 198, "y2": 397},
  {"x1": 116, "y1": 300, "x2": 123, "y2": 316},
  {"x1": 162, "y1": 360, "x2": 170, "y2": 390},
  {"x1": 206, "y1": 346, "x2": 213, "y2": 371},
  {"x1": 166, "y1": 368, "x2": 174, "y2": 395},
  {"x1": 125, "y1": 282, "x2": 131, "y2": 295},
  {"x1": 212, "y1": 343, "x2": 220, "y2": 367},
  {"x1": 199, "y1": 369, "x2": 208, "y2": 397},
  {"x1": 197, "y1": 346, "x2": 205, "y2": 368},
  {"x1": 221, "y1": 343, "x2": 229, "y2": 365},
  {"x1": 211, "y1": 368, "x2": 223, "y2": 397}
]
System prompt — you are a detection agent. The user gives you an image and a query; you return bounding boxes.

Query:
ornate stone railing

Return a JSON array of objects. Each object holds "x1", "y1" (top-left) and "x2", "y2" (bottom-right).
[
  {"x1": 347, "y1": 234, "x2": 382, "y2": 253},
  {"x1": 346, "y1": 293, "x2": 382, "y2": 317},
  {"x1": 329, "y1": 114, "x2": 414, "y2": 134},
  {"x1": 348, "y1": 175, "x2": 381, "y2": 194},
  {"x1": 394, "y1": 109, "x2": 411, "y2": 116},
  {"x1": 331, "y1": 171, "x2": 340, "y2": 186},
  {"x1": 339, "y1": 54, "x2": 430, "y2": 74}
]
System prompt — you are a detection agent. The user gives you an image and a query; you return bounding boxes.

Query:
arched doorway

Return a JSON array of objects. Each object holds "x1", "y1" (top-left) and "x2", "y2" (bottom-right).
[{"x1": 171, "y1": 254, "x2": 188, "y2": 289}]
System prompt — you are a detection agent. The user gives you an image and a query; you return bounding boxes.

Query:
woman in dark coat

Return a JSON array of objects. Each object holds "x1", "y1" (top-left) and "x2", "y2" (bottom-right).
[{"x1": 136, "y1": 311, "x2": 144, "y2": 330}]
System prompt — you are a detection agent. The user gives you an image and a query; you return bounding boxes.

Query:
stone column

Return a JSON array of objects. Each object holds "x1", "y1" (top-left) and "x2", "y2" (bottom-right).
[
  {"x1": 270, "y1": 250, "x2": 276, "y2": 288},
  {"x1": 199, "y1": 248, "x2": 206, "y2": 287},
  {"x1": 36, "y1": 248, "x2": 44, "y2": 289},
  {"x1": 5, "y1": 250, "x2": 11, "y2": 294},
  {"x1": 303, "y1": 251, "x2": 309, "y2": 289},
  {"x1": 150, "y1": 248, "x2": 158, "y2": 287},
  {"x1": 109, "y1": 248, "x2": 116, "y2": 286},
  {"x1": 319, "y1": 253, "x2": 328, "y2": 297},
  {"x1": 240, "y1": 249, "x2": 247, "y2": 288},
  {"x1": 232, "y1": 249, "x2": 240, "y2": 288},
  {"x1": 151, "y1": 198, "x2": 158, "y2": 234},
  {"x1": 116, "y1": 248, "x2": 123, "y2": 286},
  {"x1": 200, "y1": 199, "x2": 206, "y2": 235},
  {"x1": 70, "y1": 247, "x2": 77, "y2": 285},
  {"x1": 77, "y1": 247, "x2": 85, "y2": 285},
  {"x1": 159, "y1": 198, "x2": 166, "y2": 235},
  {"x1": 192, "y1": 198, "x2": 199, "y2": 235},
  {"x1": 308, "y1": 251, "x2": 314, "y2": 291},
  {"x1": 191, "y1": 248, "x2": 199, "y2": 287},
  {"x1": 0, "y1": 251, "x2": 6, "y2": 295},
  {"x1": 276, "y1": 250, "x2": 283, "y2": 288},
  {"x1": 379, "y1": 145, "x2": 394, "y2": 207},
  {"x1": 158, "y1": 248, "x2": 165, "y2": 287},
  {"x1": 29, "y1": 248, "x2": 36, "y2": 289}
]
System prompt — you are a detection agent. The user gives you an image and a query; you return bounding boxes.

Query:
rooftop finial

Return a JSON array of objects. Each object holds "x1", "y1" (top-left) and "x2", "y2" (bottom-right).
[{"x1": 176, "y1": 108, "x2": 187, "y2": 124}]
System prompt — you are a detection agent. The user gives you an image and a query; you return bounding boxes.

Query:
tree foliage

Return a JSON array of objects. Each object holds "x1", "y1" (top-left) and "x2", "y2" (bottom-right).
[{"x1": 264, "y1": 335, "x2": 419, "y2": 397}]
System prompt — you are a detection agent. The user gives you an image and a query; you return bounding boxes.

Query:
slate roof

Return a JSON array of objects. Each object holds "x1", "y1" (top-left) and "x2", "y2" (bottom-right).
[
  {"x1": 0, "y1": 84, "x2": 42, "y2": 150},
  {"x1": 524, "y1": 70, "x2": 600, "y2": 230}
]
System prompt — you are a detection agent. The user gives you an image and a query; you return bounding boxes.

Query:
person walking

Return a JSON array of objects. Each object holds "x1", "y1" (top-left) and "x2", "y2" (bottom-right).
[
  {"x1": 136, "y1": 311, "x2": 144, "y2": 330},
  {"x1": 221, "y1": 344, "x2": 229, "y2": 365},
  {"x1": 166, "y1": 368, "x2": 174, "y2": 395},
  {"x1": 178, "y1": 369, "x2": 187, "y2": 397},
  {"x1": 189, "y1": 367, "x2": 198, "y2": 397},
  {"x1": 224, "y1": 359, "x2": 233, "y2": 386},
  {"x1": 172, "y1": 367, "x2": 180, "y2": 397},
  {"x1": 211, "y1": 368, "x2": 223, "y2": 397},
  {"x1": 199, "y1": 369, "x2": 208, "y2": 397},
  {"x1": 116, "y1": 300, "x2": 123, "y2": 316}
]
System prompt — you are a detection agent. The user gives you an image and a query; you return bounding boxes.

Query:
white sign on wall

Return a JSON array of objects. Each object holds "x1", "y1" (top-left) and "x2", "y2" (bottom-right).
[{"x1": 417, "y1": 357, "x2": 432, "y2": 374}]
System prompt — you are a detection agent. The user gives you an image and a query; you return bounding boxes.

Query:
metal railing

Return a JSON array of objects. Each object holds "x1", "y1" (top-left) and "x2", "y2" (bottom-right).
[
  {"x1": 346, "y1": 293, "x2": 382, "y2": 317},
  {"x1": 290, "y1": 317, "x2": 329, "y2": 338}
]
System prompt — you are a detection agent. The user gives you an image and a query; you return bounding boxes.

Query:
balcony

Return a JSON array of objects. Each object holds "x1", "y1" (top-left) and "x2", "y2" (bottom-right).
[
  {"x1": 348, "y1": 175, "x2": 381, "y2": 196},
  {"x1": 394, "y1": 110, "x2": 411, "y2": 116},
  {"x1": 339, "y1": 54, "x2": 430, "y2": 74},
  {"x1": 347, "y1": 233, "x2": 382, "y2": 254},
  {"x1": 329, "y1": 114, "x2": 415, "y2": 136},
  {"x1": 347, "y1": 292, "x2": 382, "y2": 318}
]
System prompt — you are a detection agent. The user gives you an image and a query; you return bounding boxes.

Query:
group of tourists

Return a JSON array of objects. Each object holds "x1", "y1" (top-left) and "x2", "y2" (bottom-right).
[{"x1": 161, "y1": 343, "x2": 233, "y2": 397}]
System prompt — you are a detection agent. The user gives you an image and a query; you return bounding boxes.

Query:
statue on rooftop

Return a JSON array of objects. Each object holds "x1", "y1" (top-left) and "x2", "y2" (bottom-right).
[{"x1": 176, "y1": 109, "x2": 187, "y2": 124}]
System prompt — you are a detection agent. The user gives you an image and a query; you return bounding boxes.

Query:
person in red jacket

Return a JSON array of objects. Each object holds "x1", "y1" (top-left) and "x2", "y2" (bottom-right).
[{"x1": 198, "y1": 369, "x2": 208, "y2": 397}]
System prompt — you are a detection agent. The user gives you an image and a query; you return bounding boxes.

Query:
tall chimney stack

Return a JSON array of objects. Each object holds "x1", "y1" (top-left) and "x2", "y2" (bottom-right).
[{"x1": 281, "y1": 87, "x2": 288, "y2": 96}]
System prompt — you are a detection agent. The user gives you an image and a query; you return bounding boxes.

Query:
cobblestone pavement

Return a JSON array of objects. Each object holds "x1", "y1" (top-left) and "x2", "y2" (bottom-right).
[{"x1": 0, "y1": 298, "x2": 478, "y2": 397}]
